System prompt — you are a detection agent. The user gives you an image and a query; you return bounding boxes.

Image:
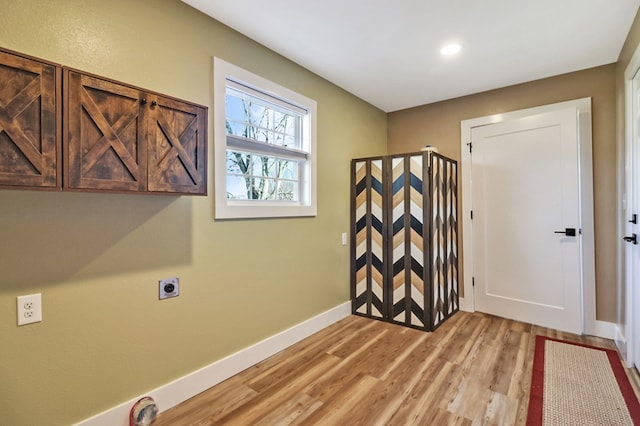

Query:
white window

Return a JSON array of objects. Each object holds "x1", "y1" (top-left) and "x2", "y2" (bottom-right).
[{"x1": 214, "y1": 58, "x2": 317, "y2": 219}]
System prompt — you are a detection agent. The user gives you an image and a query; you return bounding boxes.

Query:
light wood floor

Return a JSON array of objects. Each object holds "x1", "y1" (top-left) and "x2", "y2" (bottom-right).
[{"x1": 155, "y1": 311, "x2": 633, "y2": 425}]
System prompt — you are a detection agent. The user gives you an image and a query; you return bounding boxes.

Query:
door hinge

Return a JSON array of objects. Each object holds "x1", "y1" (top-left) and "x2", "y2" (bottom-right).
[
  {"x1": 472, "y1": 277, "x2": 475, "y2": 287},
  {"x1": 467, "y1": 142, "x2": 472, "y2": 153},
  {"x1": 471, "y1": 210, "x2": 473, "y2": 220}
]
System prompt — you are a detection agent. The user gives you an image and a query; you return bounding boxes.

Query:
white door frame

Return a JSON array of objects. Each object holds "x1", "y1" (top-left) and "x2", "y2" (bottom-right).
[
  {"x1": 620, "y1": 43, "x2": 640, "y2": 366},
  {"x1": 460, "y1": 98, "x2": 596, "y2": 335}
]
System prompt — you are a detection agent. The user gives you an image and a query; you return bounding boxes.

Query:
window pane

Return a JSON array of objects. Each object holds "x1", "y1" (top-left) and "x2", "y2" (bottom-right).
[
  {"x1": 262, "y1": 178, "x2": 276, "y2": 200},
  {"x1": 272, "y1": 131, "x2": 286, "y2": 146},
  {"x1": 226, "y1": 121, "x2": 247, "y2": 138},
  {"x1": 248, "y1": 177, "x2": 262, "y2": 199},
  {"x1": 226, "y1": 87, "x2": 302, "y2": 150},
  {"x1": 246, "y1": 177, "x2": 275, "y2": 200},
  {"x1": 277, "y1": 181, "x2": 298, "y2": 200},
  {"x1": 274, "y1": 113, "x2": 293, "y2": 134},
  {"x1": 250, "y1": 155, "x2": 293, "y2": 179},
  {"x1": 278, "y1": 159, "x2": 298, "y2": 180},
  {"x1": 265, "y1": 156, "x2": 280, "y2": 178},
  {"x1": 250, "y1": 126, "x2": 268, "y2": 143},
  {"x1": 283, "y1": 135, "x2": 297, "y2": 149},
  {"x1": 250, "y1": 155, "x2": 270, "y2": 177},
  {"x1": 226, "y1": 146, "x2": 303, "y2": 203},
  {"x1": 249, "y1": 102, "x2": 267, "y2": 127},
  {"x1": 284, "y1": 117, "x2": 297, "y2": 136},
  {"x1": 235, "y1": 177, "x2": 273, "y2": 201},
  {"x1": 273, "y1": 110, "x2": 285, "y2": 128},
  {"x1": 225, "y1": 94, "x2": 246, "y2": 123},
  {"x1": 226, "y1": 150, "x2": 252, "y2": 175},
  {"x1": 226, "y1": 175, "x2": 250, "y2": 200}
]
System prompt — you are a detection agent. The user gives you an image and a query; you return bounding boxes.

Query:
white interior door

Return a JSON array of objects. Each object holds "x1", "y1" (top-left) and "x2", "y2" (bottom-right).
[
  {"x1": 627, "y1": 69, "x2": 640, "y2": 369},
  {"x1": 470, "y1": 107, "x2": 583, "y2": 334}
]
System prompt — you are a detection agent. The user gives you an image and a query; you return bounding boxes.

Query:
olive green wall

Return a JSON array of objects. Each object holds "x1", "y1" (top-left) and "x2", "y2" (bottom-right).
[
  {"x1": 387, "y1": 65, "x2": 617, "y2": 322},
  {"x1": 0, "y1": 1, "x2": 387, "y2": 424}
]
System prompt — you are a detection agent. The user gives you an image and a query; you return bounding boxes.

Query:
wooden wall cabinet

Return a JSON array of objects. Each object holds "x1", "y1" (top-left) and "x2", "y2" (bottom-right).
[
  {"x1": 0, "y1": 48, "x2": 61, "y2": 190},
  {"x1": 64, "y1": 69, "x2": 207, "y2": 195},
  {"x1": 0, "y1": 47, "x2": 207, "y2": 195}
]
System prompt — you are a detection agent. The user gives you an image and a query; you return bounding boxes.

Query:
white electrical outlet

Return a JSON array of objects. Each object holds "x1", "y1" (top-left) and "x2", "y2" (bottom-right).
[
  {"x1": 341, "y1": 232, "x2": 348, "y2": 246},
  {"x1": 159, "y1": 277, "x2": 179, "y2": 300},
  {"x1": 17, "y1": 293, "x2": 42, "y2": 326}
]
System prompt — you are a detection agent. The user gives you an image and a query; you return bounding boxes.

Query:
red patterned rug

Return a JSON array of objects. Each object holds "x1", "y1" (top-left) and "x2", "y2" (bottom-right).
[{"x1": 527, "y1": 335, "x2": 640, "y2": 425}]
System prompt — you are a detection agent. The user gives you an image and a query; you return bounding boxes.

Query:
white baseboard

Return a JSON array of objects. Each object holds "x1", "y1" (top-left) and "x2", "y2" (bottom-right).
[
  {"x1": 615, "y1": 325, "x2": 631, "y2": 367},
  {"x1": 458, "y1": 297, "x2": 473, "y2": 313},
  {"x1": 591, "y1": 320, "x2": 617, "y2": 340},
  {"x1": 616, "y1": 325, "x2": 627, "y2": 349},
  {"x1": 456, "y1": 299, "x2": 615, "y2": 342},
  {"x1": 75, "y1": 301, "x2": 352, "y2": 426}
]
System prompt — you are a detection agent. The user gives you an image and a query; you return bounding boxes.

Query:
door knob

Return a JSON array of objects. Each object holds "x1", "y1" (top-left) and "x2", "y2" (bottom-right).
[
  {"x1": 624, "y1": 234, "x2": 638, "y2": 245},
  {"x1": 554, "y1": 228, "x2": 576, "y2": 236}
]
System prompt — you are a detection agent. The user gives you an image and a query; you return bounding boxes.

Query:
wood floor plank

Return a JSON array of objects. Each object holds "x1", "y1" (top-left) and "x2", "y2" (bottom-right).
[
  {"x1": 155, "y1": 383, "x2": 257, "y2": 425},
  {"x1": 327, "y1": 317, "x2": 389, "y2": 359},
  {"x1": 377, "y1": 331, "x2": 429, "y2": 381},
  {"x1": 233, "y1": 315, "x2": 367, "y2": 384},
  {"x1": 252, "y1": 393, "x2": 322, "y2": 426},
  {"x1": 440, "y1": 313, "x2": 490, "y2": 365},
  {"x1": 300, "y1": 373, "x2": 380, "y2": 425},
  {"x1": 346, "y1": 350, "x2": 447, "y2": 424},
  {"x1": 302, "y1": 323, "x2": 391, "y2": 403},
  {"x1": 217, "y1": 353, "x2": 340, "y2": 425},
  {"x1": 507, "y1": 332, "x2": 533, "y2": 400},
  {"x1": 446, "y1": 373, "x2": 494, "y2": 421},
  {"x1": 155, "y1": 311, "x2": 639, "y2": 426},
  {"x1": 482, "y1": 390, "x2": 519, "y2": 425},
  {"x1": 247, "y1": 347, "x2": 334, "y2": 393},
  {"x1": 415, "y1": 408, "x2": 473, "y2": 426},
  {"x1": 385, "y1": 358, "x2": 456, "y2": 424},
  {"x1": 487, "y1": 328, "x2": 522, "y2": 395}
]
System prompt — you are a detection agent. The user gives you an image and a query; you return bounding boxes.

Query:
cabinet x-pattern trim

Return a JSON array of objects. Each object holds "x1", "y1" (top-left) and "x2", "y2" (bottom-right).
[
  {"x1": 155, "y1": 110, "x2": 200, "y2": 185},
  {"x1": 0, "y1": 76, "x2": 46, "y2": 172},
  {"x1": 0, "y1": 47, "x2": 60, "y2": 189},
  {"x1": 79, "y1": 85, "x2": 141, "y2": 181}
]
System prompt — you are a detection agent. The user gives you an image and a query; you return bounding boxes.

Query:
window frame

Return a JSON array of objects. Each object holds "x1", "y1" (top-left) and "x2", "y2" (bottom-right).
[{"x1": 213, "y1": 57, "x2": 317, "y2": 219}]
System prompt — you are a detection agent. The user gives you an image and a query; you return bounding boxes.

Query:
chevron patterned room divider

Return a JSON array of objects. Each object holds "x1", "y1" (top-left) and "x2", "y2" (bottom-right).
[{"x1": 351, "y1": 151, "x2": 459, "y2": 331}]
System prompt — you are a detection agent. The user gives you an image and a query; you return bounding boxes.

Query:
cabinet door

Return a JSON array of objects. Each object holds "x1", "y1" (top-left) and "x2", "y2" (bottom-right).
[
  {"x1": 147, "y1": 95, "x2": 207, "y2": 194},
  {"x1": 64, "y1": 70, "x2": 147, "y2": 192},
  {"x1": 0, "y1": 49, "x2": 60, "y2": 189}
]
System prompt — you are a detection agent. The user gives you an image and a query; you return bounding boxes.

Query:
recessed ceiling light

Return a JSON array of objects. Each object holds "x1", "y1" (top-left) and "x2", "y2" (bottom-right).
[{"x1": 441, "y1": 43, "x2": 462, "y2": 56}]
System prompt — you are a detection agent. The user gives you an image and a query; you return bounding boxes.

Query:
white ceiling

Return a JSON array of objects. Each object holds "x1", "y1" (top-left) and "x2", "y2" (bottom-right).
[{"x1": 182, "y1": 0, "x2": 640, "y2": 112}]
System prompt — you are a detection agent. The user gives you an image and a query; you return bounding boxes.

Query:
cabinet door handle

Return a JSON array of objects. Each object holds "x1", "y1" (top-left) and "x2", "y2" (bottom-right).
[
  {"x1": 151, "y1": 100, "x2": 157, "y2": 107},
  {"x1": 140, "y1": 98, "x2": 147, "y2": 105},
  {"x1": 624, "y1": 234, "x2": 638, "y2": 245}
]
